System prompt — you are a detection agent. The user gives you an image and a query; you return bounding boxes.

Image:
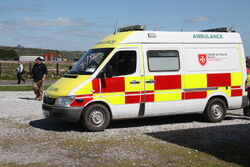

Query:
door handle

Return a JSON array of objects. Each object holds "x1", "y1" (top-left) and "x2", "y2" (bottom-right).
[
  {"x1": 130, "y1": 80, "x2": 140, "y2": 85},
  {"x1": 146, "y1": 79, "x2": 155, "y2": 84}
]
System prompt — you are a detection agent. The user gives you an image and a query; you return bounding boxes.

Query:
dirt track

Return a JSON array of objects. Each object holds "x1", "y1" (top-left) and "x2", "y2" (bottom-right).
[{"x1": 1, "y1": 91, "x2": 250, "y2": 167}]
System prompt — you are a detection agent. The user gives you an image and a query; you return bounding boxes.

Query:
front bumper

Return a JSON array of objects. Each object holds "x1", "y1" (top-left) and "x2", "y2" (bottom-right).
[{"x1": 42, "y1": 103, "x2": 83, "y2": 123}]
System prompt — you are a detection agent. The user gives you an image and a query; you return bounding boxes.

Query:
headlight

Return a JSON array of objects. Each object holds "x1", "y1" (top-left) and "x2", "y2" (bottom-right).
[{"x1": 55, "y1": 96, "x2": 75, "y2": 106}]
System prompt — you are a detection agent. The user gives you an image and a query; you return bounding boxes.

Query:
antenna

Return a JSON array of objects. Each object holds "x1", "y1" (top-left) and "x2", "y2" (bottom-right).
[
  {"x1": 181, "y1": 19, "x2": 185, "y2": 32},
  {"x1": 113, "y1": 18, "x2": 118, "y2": 34}
]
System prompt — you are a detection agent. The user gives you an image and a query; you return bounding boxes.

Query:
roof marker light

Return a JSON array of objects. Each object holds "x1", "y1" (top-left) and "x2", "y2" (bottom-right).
[
  {"x1": 201, "y1": 27, "x2": 235, "y2": 32},
  {"x1": 118, "y1": 25, "x2": 146, "y2": 32}
]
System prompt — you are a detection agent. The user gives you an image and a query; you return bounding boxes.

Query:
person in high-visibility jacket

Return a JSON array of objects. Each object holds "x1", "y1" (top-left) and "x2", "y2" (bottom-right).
[{"x1": 244, "y1": 64, "x2": 250, "y2": 116}]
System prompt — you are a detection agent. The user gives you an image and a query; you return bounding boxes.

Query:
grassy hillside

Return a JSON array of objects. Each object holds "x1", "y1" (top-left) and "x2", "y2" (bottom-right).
[{"x1": 0, "y1": 45, "x2": 85, "y2": 61}]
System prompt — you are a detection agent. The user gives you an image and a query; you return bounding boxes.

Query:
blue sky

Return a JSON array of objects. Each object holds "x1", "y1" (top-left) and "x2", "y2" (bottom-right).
[{"x1": 0, "y1": 0, "x2": 250, "y2": 55}]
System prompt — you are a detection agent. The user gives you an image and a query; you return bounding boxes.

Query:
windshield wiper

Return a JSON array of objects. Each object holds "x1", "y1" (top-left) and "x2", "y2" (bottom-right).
[
  {"x1": 69, "y1": 71, "x2": 79, "y2": 74},
  {"x1": 78, "y1": 71, "x2": 92, "y2": 75}
]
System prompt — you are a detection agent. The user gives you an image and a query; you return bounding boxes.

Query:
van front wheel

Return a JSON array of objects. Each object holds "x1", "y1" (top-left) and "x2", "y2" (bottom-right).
[
  {"x1": 82, "y1": 104, "x2": 110, "y2": 132},
  {"x1": 203, "y1": 98, "x2": 227, "y2": 122}
]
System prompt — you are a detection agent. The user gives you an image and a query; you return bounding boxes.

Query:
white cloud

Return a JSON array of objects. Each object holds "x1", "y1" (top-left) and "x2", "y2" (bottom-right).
[
  {"x1": 0, "y1": 17, "x2": 98, "y2": 37},
  {"x1": 0, "y1": 17, "x2": 111, "y2": 50},
  {"x1": 0, "y1": 6, "x2": 43, "y2": 13},
  {"x1": 1, "y1": 17, "x2": 94, "y2": 28}
]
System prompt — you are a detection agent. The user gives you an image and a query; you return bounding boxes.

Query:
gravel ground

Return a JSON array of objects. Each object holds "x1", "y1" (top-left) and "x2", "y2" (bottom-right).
[{"x1": 0, "y1": 91, "x2": 250, "y2": 167}]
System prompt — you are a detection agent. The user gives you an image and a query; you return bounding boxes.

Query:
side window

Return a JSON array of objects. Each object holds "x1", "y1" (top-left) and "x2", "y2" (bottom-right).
[
  {"x1": 147, "y1": 50, "x2": 180, "y2": 71},
  {"x1": 105, "y1": 50, "x2": 137, "y2": 77}
]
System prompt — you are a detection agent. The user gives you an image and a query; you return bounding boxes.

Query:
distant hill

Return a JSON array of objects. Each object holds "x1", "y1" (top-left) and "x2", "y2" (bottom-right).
[{"x1": 0, "y1": 45, "x2": 85, "y2": 61}]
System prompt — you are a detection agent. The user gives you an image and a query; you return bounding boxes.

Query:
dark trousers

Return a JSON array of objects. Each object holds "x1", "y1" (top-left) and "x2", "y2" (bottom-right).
[{"x1": 17, "y1": 72, "x2": 25, "y2": 84}]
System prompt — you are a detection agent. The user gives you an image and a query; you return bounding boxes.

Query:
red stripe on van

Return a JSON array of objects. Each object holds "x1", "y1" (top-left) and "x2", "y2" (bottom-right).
[
  {"x1": 125, "y1": 92, "x2": 141, "y2": 104},
  {"x1": 143, "y1": 91, "x2": 154, "y2": 102},
  {"x1": 182, "y1": 92, "x2": 185, "y2": 100},
  {"x1": 70, "y1": 94, "x2": 93, "y2": 107},
  {"x1": 154, "y1": 75, "x2": 181, "y2": 90},
  {"x1": 207, "y1": 73, "x2": 231, "y2": 87},
  {"x1": 231, "y1": 89, "x2": 242, "y2": 97},
  {"x1": 231, "y1": 86, "x2": 241, "y2": 89},
  {"x1": 183, "y1": 91, "x2": 207, "y2": 100},
  {"x1": 92, "y1": 78, "x2": 100, "y2": 93},
  {"x1": 101, "y1": 77, "x2": 125, "y2": 93}
]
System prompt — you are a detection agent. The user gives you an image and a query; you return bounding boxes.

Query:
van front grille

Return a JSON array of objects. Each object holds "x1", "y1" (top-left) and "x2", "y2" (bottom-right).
[{"x1": 43, "y1": 97, "x2": 56, "y2": 105}]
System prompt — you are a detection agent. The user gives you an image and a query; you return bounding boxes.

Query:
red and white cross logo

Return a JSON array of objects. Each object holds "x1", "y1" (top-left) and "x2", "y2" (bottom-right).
[{"x1": 198, "y1": 54, "x2": 207, "y2": 66}]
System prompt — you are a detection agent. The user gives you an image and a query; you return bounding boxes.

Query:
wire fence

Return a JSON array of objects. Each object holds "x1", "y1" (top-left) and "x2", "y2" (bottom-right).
[{"x1": 0, "y1": 61, "x2": 74, "y2": 80}]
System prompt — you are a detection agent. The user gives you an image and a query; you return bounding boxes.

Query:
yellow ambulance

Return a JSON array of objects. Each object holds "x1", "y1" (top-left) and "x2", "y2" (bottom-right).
[{"x1": 43, "y1": 25, "x2": 248, "y2": 131}]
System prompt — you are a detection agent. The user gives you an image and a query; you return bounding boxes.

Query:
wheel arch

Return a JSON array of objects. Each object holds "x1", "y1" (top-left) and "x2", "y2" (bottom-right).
[{"x1": 207, "y1": 95, "x2": 228, "y2": 109}]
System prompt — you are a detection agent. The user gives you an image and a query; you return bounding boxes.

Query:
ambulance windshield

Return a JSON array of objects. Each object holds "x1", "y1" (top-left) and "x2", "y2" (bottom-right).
[{"x1": 69, "y1": 48, "x2": 113, "y2": 75}]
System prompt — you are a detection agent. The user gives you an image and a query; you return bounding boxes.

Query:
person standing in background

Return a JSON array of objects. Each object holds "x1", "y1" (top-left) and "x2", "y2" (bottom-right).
[
  {"x1": 32, "y1": 57, "x2": 48, "y2": 100},
  {"x1": 16, "y1": 61, "x2": 25, "y2": 84}
]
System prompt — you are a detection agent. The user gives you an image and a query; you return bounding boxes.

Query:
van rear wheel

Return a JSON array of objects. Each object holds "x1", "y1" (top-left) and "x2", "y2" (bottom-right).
[
  {"x1": 82, "y1": 104, "x2": 110, "y2": 132},
  {"x1": 243, "y1": 106, "x2": 250, "y2": 117},
  {"x1": 203, "y1": 98, "x2": 227, "y2": 122}
]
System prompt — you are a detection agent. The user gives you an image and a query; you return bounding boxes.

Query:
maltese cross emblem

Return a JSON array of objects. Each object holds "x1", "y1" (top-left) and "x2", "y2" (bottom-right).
[{"x1": 198, "y1": 54, "x2": 207, "y2": 66}]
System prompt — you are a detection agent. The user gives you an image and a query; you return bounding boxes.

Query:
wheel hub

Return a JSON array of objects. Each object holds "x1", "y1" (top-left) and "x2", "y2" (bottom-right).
[
  {"x1": 90, "y1": 110, "x2": 104, "y2": 126},
  {"x1": 211, "y1": 104, "x2": 223, "y2": 118}
]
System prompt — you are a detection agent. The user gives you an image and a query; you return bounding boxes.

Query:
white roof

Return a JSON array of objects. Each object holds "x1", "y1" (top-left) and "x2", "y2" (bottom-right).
[{"x1": 121, "y1": 31, "x2": 242, "y2": 44}]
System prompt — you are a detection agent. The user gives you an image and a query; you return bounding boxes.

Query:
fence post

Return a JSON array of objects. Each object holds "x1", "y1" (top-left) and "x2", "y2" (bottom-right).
[
  {"x1": 29, "y1": 63, "x2": 32, "y2": 75},
  {"x1": 56, "y1": 62, "x2": 59, "y2": 76},
  {"x1": 0, "y1": 62, "x2": 2, "y2": 75}
]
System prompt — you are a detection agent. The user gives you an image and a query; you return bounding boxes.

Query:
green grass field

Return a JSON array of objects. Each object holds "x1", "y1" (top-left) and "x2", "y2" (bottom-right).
[{"x1": 0, "y1": 85, "x2": 51, "y2": 91}]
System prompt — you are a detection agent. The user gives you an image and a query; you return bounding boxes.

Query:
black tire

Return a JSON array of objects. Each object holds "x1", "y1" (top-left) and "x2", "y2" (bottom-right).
[
  {"x1": 203, "y1": 98, "x2": 227, "y2": 122},
  {"x1": 82, "y1": 103, "x2": 110, "y2": 132},
  {"x1": 243, "y1": 106, "x2": 250, "y2": 117}
]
